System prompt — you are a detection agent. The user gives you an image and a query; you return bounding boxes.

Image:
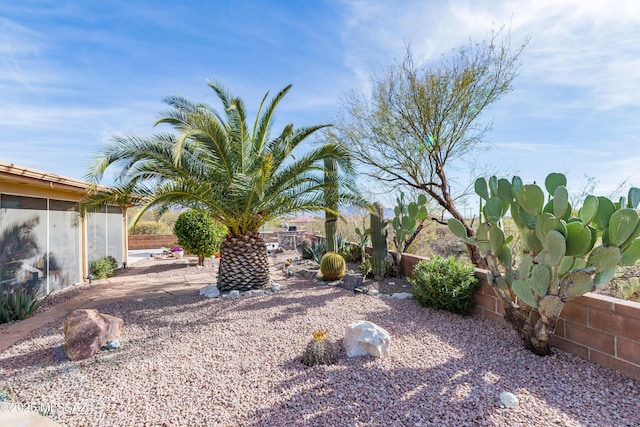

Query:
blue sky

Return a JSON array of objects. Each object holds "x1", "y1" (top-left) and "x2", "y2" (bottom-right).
[{"x1": 2, "y1": 0, "x2": 639, "y2": 206}]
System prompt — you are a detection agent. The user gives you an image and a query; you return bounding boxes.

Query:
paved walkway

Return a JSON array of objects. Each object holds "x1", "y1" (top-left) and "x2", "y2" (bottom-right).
[
  {"x1": 0, "y1": 256, "x2": 216, "y2": 353},
  {"x1": 0, "y1": 255, "x2": 217, "y2": 426}
]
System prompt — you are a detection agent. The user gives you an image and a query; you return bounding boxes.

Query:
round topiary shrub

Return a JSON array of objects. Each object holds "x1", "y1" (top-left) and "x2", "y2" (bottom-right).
[
  {"x1": 173, "y1": 210, "x2": 227, "y2": 266},
  {"x1": 320, "y1": 252, "x2": 346, "y2": 281},
  {"x1": 408, "y1": 255, "x2": 479, "y2": 316}
]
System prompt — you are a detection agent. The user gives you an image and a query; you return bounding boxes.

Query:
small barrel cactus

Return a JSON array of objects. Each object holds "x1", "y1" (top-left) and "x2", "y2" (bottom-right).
[
  {"x1": 320, "y1": 252, "x2": 346, "y2": 281},
  {"x1": 301, "y1": 239, "x2": 313, "y2": 259},
  {"x1": 302, "y1": 331, "x2": 336, "y2": 366}
]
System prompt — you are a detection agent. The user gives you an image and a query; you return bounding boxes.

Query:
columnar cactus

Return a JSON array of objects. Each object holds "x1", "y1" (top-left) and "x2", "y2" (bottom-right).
[
  {"x1": 370, "y1": 201, "x2": 388, "y2": 281},
  {"x1": 448, "y1": 173, "x2": 640, "y2": 355},
  {"x1": 320, "y1": 252, "x2": 346, "y2": 281},
  {"x1": 324, "y1": 157, "x2": 338, "y2": 253}
]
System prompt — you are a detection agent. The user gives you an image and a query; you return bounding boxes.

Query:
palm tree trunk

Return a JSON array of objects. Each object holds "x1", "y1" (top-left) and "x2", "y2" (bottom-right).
[{"x1": 217, "y1": 230, "x2": 270, "y2": 293}]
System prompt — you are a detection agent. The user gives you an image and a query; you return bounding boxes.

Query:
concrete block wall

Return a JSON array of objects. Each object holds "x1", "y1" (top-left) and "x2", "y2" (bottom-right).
[{"x1": 128, "y1": 234, "x2": 178, "y2": 250}]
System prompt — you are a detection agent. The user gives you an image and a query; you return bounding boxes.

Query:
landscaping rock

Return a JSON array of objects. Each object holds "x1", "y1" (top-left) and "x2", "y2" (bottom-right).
[
  {"x1": 499, "y1": 391, "x2": 519, "y2": 408},
  {"x1": 341, "y1": 274, "x2": 364, "y2": 291},
  {"x1": 104, "y1": 339, "x2": 121, "y2": 350},
  {"x1": 64, "y1": 309, "x2": 124, "y2": 361},
  {"x1": 199, "y1": 285, "x2": 220, "y2": 299},
  {"x1": 222, "y1": 290, "x2": 240, "y2": 299},
  {"x1": 271, "y1": 283, "x2": 281, "y2": 292},
  {"x1": 343, "y1": 320, "x2": 391, "y2": 358},
  {"x1": 391, "y1": 292, "x2": 413, "y2": 299},
  {"x1": 365, "y1": 289, "x2": 379, "y2": 296}
]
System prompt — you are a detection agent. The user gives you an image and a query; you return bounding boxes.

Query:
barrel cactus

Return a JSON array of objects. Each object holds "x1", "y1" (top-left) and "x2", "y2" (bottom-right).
[
  {"x1": 302, "y1": 331, "x2": 336, "y2": 366},
  {"x1": 448, "y1": 172, "x2": 640, "y2": 355},
  {"x1": 320, "y1": 252, "x2": 346, "y2": 281}
]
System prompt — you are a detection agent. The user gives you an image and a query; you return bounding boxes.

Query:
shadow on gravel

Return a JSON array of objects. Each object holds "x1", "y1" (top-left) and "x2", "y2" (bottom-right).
[{"x1": 239, "y1": 298, "x2": 639, "y2": 427}]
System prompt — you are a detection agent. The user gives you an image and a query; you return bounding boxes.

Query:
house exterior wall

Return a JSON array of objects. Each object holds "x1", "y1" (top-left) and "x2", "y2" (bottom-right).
[{"x1": 0, "y1": 162, "x2": 127, "y2": 295}]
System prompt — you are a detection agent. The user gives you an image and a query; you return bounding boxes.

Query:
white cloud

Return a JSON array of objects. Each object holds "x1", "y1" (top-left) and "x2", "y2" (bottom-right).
[{"x1": 338, "y1": 0, "x2": 640, "y2": 110}]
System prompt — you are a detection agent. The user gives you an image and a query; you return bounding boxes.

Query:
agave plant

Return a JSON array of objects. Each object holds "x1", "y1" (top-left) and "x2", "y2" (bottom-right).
[{"x1": 82, "y1": 81, "x2": 363, "y2": 292}]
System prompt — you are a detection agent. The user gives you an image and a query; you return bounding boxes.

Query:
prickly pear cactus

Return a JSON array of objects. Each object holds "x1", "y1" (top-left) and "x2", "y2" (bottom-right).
[
  {"x1": 448, "y1": 173, "x2": 640, "y2": 355},
  {"x1": 620, "y1": 277, "x2": 640, "y2": 301},
  {"x1": 320, "y1": 252, "x2": 346, "y2": 281},
  {"x1": 391, "y1": 192, "x2": 429, "y2": 260},
  {"x1": 370, "y1": 201, "x2": 388, "y2": 281}
]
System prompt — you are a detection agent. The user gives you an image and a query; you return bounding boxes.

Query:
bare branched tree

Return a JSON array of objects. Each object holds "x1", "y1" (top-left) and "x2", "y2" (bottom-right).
[{"x1": 336, "y1": 28, "x2": 528, "y2": 268}]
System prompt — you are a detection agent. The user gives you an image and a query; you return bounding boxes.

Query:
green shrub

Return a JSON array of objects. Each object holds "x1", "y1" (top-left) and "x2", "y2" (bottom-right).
[
  {"x1": 409, "y1": 255, "x2": 479, "y2": 316},
  {"x1": 89, "y1": 256, "x2": 118, "y2": 279},
  {"x1": 359, "y1": 255, "x2": 373, "y2": 278},
  {"x1": 173, "y1": 210, "x2": 227, "y2": 265},
  {"x1": 129, "y1": 221, "x2": 170, "y2": 235},
  {"x1": 0, "y1": 286, "x2": 45, "y2": 324},
  {"x1": 338, "y1": 244, "x2": 362, "y2": 263}
]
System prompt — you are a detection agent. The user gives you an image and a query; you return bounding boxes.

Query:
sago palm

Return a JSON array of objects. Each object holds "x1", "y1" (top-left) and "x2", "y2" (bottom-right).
[{"x1": 82, "y1": 81, "x2": 362, "y2": 292}]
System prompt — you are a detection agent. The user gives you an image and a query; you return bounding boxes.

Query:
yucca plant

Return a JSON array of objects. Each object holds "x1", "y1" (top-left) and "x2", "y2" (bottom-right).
[{"x1": 81, "y1": 81, "x2": 364, "y2": 292}]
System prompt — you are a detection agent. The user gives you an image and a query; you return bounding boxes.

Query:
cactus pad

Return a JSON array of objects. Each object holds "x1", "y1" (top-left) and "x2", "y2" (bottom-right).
[
  {"x1": 553, "y1": 186, "x2": 569, "y2": 219},
  {"x1": 560, "y1": 269, "x2": 595, "y2": 301},
  {"x1": 621, "y1": 240, "x2": 640, "y2": 266},
  {"x1": 608, "y1": 209, "x2": 640, "y2": 247},
  {"x1": 490, "y1": 226, "x2": 505, "y2": 256},
  {"x1": 593, "y1": 197, "x2": 616, "y2": 229},
  {"x1": 475, "y1": 177, "x2": 489, "y2": 200},
  {"x1": 546, "y1": 230, "x2": 566, "y2": 266},
  {"x1": 565, "y1": 222, "x2": 593, "y2": 256},
  {"x1": 483, "y1": 197, "x2": 504, "y2": 224},
  {"x1": 517, "y1": 185, "x2": 545, "y2": 216},
  {"x1": 526, "y1": 264, "x2": 552, "y2": 296},
  {"x1": 497, "y1": 179, "x2": 513, "y2": 203},
  {"x1": 512, "y1": 279, "x2": 537, "y2": 307},
  {"x1": 447, "y1": 218, "x2": 468, "y2": 240},
  {"x1": 544, "y1": 173, "x2": 567, "y2": 194},
  {"x1": 580, "y1": 195, "x2": 599, "y2": 225},
  {"x1": 558, "y1": 256, "x2": 575, "y2": 276}
]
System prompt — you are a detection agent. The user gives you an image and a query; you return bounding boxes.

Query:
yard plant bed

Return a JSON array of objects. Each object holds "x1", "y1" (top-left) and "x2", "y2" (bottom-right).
[{"x1": 0, "y1": 261, "x2": 638, "y2": 426}]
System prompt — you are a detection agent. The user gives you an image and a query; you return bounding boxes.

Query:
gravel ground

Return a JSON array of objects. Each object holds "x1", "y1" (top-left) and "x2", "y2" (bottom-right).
[{"x1": 0, "y1": 255, "x2": 639, "y2": 426}]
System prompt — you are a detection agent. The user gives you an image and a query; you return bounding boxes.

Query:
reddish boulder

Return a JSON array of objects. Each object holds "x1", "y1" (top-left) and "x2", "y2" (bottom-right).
[{"x1": 63, "y1": 309, "x2": 124, "y2": 361}]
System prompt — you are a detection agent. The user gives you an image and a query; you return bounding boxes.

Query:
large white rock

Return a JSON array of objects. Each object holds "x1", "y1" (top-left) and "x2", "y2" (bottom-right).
[
  {"x1": 199, "y1": 285, "x2": 220, "y2": 298},
  {"x1": 499, "y1": 391, "x2": 519, "y2": 408},
  {"x1": 343, "y1": 320, "x2": 391, "y2": 358}
]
